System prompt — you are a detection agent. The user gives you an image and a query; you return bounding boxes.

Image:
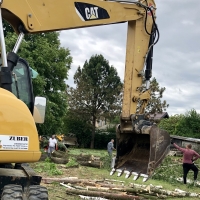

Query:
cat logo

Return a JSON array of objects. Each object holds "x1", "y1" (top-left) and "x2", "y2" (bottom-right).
[
  {"x1": 85, "y1": 7, "x2": 98, "y2": 20},
  {"x1": 75, "y1": 2, "x2": 110, "y2": 21}
]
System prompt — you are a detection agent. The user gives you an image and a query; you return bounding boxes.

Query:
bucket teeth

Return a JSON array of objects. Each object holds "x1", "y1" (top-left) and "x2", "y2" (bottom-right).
[
  {"x1": 110, "y1": 168, "x2": 116, "y2": 176},
  {"x1": 116, "y1": 169, "x2": 123, "y2": 177},
  {"x1": 132, "y1": 172, "x2": 139, "y2": 181},
  {"x1": 124, "y1": 170, "x2": 131, "y2": 178},
  {"x1": 110, "y1": 168, "x2": 149, "y2": 182},
  {"x1": 140, "y1": 173, "x2": 149, "y2": 182}
]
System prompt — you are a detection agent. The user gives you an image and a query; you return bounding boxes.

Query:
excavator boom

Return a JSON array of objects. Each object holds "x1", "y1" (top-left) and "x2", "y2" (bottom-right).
[
  {"x1": 2, "y1": 0, "x2": 150, "y2": 34},
  {"x1": 0, "y1": 0, "x2": 170, "y2": 182}
]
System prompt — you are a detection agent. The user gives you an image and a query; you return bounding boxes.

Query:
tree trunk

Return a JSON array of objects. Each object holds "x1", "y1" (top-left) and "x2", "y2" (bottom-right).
[
  {"x1": 65, "y1": 188, "x2": 140, "y2": 200},
  {"x1": 51, "y1": 150, "x2": 68, "y2": 158},
  {"x1": 90, "y1": 116, "x2": 96, "y2": 149},
  {"x1": 75, "y1": 154, "x2": 93, "y2": 161},
  {"x1": 50, "y1": 156, "x2": 68, "y2": 164},
  {"x1": 78, "y1": 161, "x2": 103, "y2": 168}
]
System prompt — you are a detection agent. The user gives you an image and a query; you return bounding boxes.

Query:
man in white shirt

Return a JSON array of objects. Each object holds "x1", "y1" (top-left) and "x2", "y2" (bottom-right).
[{"x1": 48, "y1": 135, "x2": 58, "y2": 157}]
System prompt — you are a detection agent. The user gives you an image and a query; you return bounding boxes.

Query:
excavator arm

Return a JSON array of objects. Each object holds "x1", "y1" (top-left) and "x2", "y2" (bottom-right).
[
  {"x1": 2, "y1": 0, "x2": 152, "y2": 34},
  {"x1": 0, "y1": 0, "x2": 170, "y2": 181}
]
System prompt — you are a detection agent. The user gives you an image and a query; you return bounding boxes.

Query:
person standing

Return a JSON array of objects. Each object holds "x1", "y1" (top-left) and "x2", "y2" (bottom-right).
[
  {"x1": 172, "y1": 141, "x2": 200, "y2": 184},
  {"x1": 48, "y1": 135, "x2": 58, "y2": 157},
  {"x1": 107, "y1": 139, "x2": 116, "y2": 157}
]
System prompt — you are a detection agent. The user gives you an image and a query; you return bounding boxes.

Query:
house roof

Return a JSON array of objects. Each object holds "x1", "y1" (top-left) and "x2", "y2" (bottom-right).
[
  {"x1": 171, "y1": 135, "x2": 200, "y2": 144},
  {"x1": 150, "y1": 112, "x2": 169, "y2": 120}
]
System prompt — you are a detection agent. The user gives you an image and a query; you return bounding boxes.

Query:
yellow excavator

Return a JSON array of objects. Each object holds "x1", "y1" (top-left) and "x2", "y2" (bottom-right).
[{"x1": 0, "y1": 0, "x2": 170, "y2": 198}]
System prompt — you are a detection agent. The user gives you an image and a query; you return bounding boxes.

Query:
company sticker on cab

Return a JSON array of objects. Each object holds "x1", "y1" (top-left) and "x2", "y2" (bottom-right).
[{"x1": 0, "y1": 135, "x2": 29, "y2": 150}]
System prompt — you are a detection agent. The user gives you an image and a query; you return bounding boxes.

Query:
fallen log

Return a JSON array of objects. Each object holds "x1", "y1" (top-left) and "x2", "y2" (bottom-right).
[
  {"x1": 104, "y1": 179, "x2": 125, "y2": 183},
  {"x1": 42, "y1": 177, "x2": 126, "y2": 189},
  {"x1": 51, "y1": 150, "x2": 68, "y2": 158},
  {"x1": 75, "y1": 154, "x2": 94, "y2": 161},
  {"x1": 79, "y1": 195, "x2": 108, "y2": 200},
  {"x1": 42, "y1": 177, "x2": 96, "y2": 184},
  {"x1": 50, "y1": 156, "x2": 69, "y2": 164},
  {"x1": 78, "y1": 161, "x2": 103, "y2": 168},
  {"x1": 60, "y1": 181, "x2": 151, "y2": 196},
  {"x1": 64, "y1": 188, "x2": 141, "y2": 200},
  {"x1": 130, "y1": 183, "x2": 200, "y2": 198}
]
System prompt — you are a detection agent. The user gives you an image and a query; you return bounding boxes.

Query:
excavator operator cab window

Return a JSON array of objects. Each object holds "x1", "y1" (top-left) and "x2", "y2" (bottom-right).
[{"x1": 11, "y1": 58, "x2": 34, "y2": 114}]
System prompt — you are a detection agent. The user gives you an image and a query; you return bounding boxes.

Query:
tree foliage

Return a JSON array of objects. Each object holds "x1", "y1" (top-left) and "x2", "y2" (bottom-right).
[
  {"x1": 67, "y1": 54, "x2": 123, "y2": 148},
  {"x1": 174, "y1": 109, "x2": 200, "y2": 138},
  {"x1": 144, "y1": 77, "x2": 169, "y2": 114},
  {"x1": 63, "y1": 110, "x2": 92, "y2": 148},
  {"x1": 159, "y1": 109, "x2": 200, "y2": 138},
  {"x1": 4, "y1": 25, "x2": 72, "y2": 135},
  {"x1": 158, "y1": 114, "x2": 184, "y2": 134}
]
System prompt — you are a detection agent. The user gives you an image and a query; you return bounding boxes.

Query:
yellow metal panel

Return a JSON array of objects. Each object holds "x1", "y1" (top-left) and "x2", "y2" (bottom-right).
[
  {"x1": 122, "y1": 17, "x2": 152, "y2": 119},
  {"x1": 0, "y1": 151, "x2": 41, "y2": 163},
  {"x1": 0, "y1": 88, "x2": 41, "y2": 163},
  {"x1": 2, "y1": 0, "x2": 145, "y2": 33}
]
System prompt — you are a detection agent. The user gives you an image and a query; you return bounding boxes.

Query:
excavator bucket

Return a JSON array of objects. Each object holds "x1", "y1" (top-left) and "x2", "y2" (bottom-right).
[{"x1": 111, "y1": 125, "x2": 170, "y2": 181}]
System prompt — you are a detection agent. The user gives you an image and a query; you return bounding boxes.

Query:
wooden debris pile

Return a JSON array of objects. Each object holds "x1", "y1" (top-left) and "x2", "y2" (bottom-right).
[
  {"x1": 42, "y1": 177, "x2": 200, "y2": 199},
  {"x1": 39, "y1": 152, "x2": 103, "y2": 168}
]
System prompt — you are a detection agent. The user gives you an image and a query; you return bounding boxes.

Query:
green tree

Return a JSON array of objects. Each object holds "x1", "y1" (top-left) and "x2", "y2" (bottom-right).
[
  {"x1": 67, "y1": 54, "x2": 123, "y2": 148},
  {"x1": 145, "y1": 77, "x2": 169, "y2": 114},
  {"x1": 159, "y1": 109, "x2": 200, "y2": 138},
  {"x1": 175, "y1": 109, "x2": 200, "y2": 138},
  {"x1": 158, "y1": 114, "x2": 184, "y2": 134},
  {"x1": 3, "y1": 20, "x2": 14, "y2": 37},
  {"x1": 5, "y1": 31, "x2": 72, "y2": 135},
  {"x1": 63, "y1": 110, "x2": 92, "y2": 148}
]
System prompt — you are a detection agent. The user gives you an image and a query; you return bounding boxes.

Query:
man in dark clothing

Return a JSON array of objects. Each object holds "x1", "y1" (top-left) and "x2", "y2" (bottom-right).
[
  {"x1": 172, "y1": 142, "x2": 200, "y2": 184},
  {"x1": 107, "y1": 139, "x2": 116, "y2": 157}
]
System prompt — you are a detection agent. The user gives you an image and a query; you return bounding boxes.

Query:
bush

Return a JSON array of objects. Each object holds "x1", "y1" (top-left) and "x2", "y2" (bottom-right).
[
  {"x1": 35, "y1": 158, "x2": 63, "y2": 175},
  {"x1": 101, "y1": 155, "x2": 112, "y2": 170},
  {"x1": 94, "y1": 130, "x2": 116, "y2": 149},
  {"x1": 152, "y1": 157, "x2": 181, "y2": 184}
]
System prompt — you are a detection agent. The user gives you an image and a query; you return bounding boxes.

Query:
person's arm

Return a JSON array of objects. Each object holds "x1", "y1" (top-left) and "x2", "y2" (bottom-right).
[
  {"x1": 55, "y1": 140, "x2": 58, "y2": 150},
  {"x1": 112, "y1": 143, "x2": 116, "y2": 150},
  {"x1": 193, "y1": 151, "x2": 200, "y2": 161},
  {"x1": 173, "y1": 143, "x2": 186, "y2": 153}
]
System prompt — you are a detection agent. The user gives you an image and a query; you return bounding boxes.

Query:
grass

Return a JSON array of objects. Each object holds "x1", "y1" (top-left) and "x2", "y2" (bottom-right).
[
  {"x1": 34, "y1": 157, "x2": 63, "y2": 176},
  {"x1": 33, "y1": 148, "x2": 200, "y2": 199},
  {"x1": 68, "y1": 148, "x2": 108, "y2": 157}
]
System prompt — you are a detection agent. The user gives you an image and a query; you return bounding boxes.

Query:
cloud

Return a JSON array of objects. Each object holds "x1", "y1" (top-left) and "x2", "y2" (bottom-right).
[{"x1": 60, "y1": 1, "x2": 200, "y2": 116}]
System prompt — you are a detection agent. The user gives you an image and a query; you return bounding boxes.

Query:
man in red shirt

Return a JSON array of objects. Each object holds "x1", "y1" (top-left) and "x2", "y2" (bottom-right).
[{"x1": 172, "y1": 141, "x2": 200, "y2": 184}]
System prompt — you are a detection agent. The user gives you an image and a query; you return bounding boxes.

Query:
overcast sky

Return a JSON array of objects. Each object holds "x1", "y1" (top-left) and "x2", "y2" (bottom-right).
[{"x1": 59, "y1": 0, "x2": 200, "y2": 116}]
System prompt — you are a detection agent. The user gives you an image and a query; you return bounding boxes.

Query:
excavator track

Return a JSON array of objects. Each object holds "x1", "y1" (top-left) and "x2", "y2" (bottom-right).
[{"x1": 110, "y1": 125, "x2": 170, "y2": 181}]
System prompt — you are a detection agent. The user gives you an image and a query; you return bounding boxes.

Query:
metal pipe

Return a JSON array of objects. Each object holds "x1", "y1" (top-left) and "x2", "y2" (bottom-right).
[
  {"x1": 146, "y1": 80, "x2": 150, "y2": 89},
  {"x1": 0, "y1": 8, "x2": 8, "y2": 67},
  {"x1": 12, "y1": 32, "x2": 25, "y2": 53}
]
